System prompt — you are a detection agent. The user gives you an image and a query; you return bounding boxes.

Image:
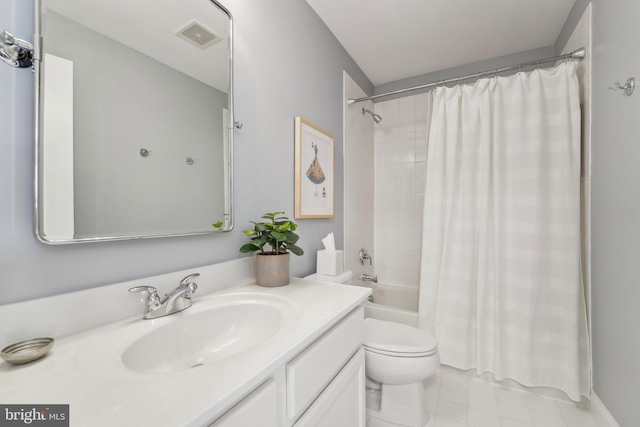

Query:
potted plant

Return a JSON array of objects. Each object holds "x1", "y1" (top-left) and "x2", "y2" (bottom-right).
[{"x1": 239, "y1": 211, "x2": 304, "y2": 287}]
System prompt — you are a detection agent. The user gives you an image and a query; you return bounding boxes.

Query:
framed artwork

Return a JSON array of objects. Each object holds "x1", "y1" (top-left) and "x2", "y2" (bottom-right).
[{"x1": 294, "y1": 117, "x2": 334, "y2": 218}]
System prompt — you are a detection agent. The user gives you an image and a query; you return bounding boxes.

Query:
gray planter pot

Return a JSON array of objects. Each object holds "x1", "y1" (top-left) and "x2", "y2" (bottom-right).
[{"x1": 255, "y1": 252, "x2": 290, "y2": 287}]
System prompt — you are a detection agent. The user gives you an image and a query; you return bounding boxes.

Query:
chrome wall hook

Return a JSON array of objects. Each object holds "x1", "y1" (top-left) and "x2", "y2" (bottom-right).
[
  {"x1": 0, "y1": 30, "x2": 34, "y2": 68},
  {"x1": 610, "y1": 78, "x2": 635, "y2": 96}
]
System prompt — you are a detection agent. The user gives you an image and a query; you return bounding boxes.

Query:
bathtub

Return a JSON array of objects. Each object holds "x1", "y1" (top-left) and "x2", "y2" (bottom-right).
[{"x1": 350, "y1": 281, "x2": 419, "y2": 327}]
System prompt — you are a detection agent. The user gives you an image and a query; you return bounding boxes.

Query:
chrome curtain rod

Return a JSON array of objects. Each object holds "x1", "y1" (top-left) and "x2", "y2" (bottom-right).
[{"x1": 348, "y1": 47, "x2": 586, "y2": 104}]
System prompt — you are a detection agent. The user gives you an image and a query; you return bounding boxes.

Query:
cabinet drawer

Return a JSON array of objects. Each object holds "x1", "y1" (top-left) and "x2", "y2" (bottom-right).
[
  {"x1": 209, "y1": 380, "x2": 278, "y2": 427},
  {"x1": 294, "y1": 349, "x2": 365, "y2": 427},
  {"x1": 286, "y1": 307, "x2": 363, "y2": 420}
]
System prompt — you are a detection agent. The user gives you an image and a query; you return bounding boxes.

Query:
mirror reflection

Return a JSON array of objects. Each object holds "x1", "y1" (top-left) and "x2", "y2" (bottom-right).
[{"x1": 36, "y1": 0, "x2": 233, "y2": 243}]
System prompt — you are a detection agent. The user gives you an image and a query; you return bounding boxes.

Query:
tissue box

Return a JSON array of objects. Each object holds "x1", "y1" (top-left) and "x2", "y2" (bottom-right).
[{"x1": 317, "y1": 250, "x2": 344, "y2": 276}]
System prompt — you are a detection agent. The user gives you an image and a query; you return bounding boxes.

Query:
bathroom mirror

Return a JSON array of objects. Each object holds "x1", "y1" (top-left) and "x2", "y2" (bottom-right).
[{"x1": 34, "y1": 0, "x2": 234, "y2": 243}]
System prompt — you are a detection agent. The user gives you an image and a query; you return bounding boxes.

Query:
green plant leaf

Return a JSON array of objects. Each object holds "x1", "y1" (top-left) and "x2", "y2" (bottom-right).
[
  {"x1": 262, "y1": 212, "x2": 284, "y2": 219},
  {"x1": 284, "y1": 231, "x2": 299, "y2": 244},
  {"x1": 251, "y1": 237, "x2": 267, "y2": 245},
  {"x1": 288, "y1": 244, "x2": 304, "y2": 256},
  {"x1": 255, "y1": 223, "x2": 267, "y2": 232},
  {"x1": 271, "y1": 231, "x2": 287, "y2": 241},
  {"x1": 212, "y1": 221, "x2": 223, "y2": 228},
  {"x1": 239, "y1": 243, "x2": 260, "y2": 253},
  {"x1": 276, "y1": 222, "x2": 292, "y2": 231},
  {"x1": 242, "y1": 229, "x2": 256, "y2": 236}
]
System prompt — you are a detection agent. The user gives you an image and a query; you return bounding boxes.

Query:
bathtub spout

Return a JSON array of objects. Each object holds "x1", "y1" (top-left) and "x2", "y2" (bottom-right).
[{"x1": 361, "y1": 273, "x2": 378, "y2": 283}]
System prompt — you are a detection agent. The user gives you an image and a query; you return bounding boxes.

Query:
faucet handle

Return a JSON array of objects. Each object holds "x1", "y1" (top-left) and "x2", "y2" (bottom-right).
[
  {"x1": 129, "y1": 286, "x2": 160, "y2": 302},
  {"x1": 180, "y1": 273, "x2": 200, "y2": 286},
  {"x1": 179, "y1": 273, "x2": 199, "y2": 298}
]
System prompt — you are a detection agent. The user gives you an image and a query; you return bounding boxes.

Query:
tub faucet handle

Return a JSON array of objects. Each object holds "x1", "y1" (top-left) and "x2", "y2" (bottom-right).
[{"x1": 359, "y1": 248, "x2": 373, "y2": 265}]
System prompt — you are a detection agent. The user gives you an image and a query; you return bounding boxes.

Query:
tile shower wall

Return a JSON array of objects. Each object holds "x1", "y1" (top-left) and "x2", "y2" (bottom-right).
[
  {"x1": 343, "y1": 72, "x2": 375, "y2": 277},
  {"x1": 374, "y1": 93, "x2": 430, "y2": 288}
]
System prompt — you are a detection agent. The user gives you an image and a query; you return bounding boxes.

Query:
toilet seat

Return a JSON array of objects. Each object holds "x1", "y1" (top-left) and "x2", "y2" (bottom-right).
[
  {"x1": 363, "y1": 318, "x2": 437, "y2": 357},
  {"x1": 364, "y1": 345, "x2": 435, "y2": 357}
]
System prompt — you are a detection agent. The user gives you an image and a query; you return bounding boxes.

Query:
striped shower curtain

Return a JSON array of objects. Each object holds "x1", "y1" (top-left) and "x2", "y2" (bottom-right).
[{"x1": 417, "y1": 62, "x2": 590, "y2": 402}]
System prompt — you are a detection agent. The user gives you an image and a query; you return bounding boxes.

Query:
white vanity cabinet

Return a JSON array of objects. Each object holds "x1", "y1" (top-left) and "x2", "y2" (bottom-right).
[{"x1": 210, "y1": 307, "x2": 366, "y2": 427}]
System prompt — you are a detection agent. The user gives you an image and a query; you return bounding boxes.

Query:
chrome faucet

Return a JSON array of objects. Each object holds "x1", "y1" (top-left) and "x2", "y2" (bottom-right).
[
  {"x1": 129, "y1": 273, "x2": 200, "y2": 319},
  {"x1": 359, "y1": 248, "x2": 373, "y2": 265},
  {"x1": 361, "y1": 273, "x2": 378, "y2": 283}
]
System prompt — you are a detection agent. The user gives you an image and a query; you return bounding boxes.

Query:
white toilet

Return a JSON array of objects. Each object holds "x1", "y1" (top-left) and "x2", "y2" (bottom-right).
[
  {"x1": 305, "y1": 271, "x2": 440, "y2": 427},
  {"x1": 364, "y1": 318, "x2": 439, "y2": 427}
]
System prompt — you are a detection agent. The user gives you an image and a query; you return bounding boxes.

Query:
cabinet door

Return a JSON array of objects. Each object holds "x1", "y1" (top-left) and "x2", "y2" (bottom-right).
[
  {"x1": 294, "y1": 349, "x2": 366, "y2": 427},
  {"x1": 209, "y1": 380, "x2": 278, "y2": 427},
  {"x1": 287, "y1": 307, "x2": 363, "y2": 420}
]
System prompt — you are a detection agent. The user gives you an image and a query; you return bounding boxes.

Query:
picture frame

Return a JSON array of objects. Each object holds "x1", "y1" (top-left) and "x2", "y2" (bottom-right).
[{"x1": 294, "y1": 117, "x2": 334, "y2": 219}]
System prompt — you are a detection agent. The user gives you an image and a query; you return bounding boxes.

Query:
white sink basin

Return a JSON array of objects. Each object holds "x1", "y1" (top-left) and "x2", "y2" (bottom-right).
[
  {"x1": 76, "y1": 293, "x2": 297, "y2": 377},
  {"x1": 122, "y1": 300, "x2": 284, "y2": 374}
]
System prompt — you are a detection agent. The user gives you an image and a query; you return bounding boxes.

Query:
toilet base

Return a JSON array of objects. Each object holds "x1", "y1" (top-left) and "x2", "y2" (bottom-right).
[{"x1": 366, "y1": 381, "x2": 429, "y2": 427}]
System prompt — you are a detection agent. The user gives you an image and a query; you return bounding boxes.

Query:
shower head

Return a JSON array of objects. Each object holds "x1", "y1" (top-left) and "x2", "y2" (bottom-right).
[{"x1": 362, "y1": 108, "x2": 382, "y2": 124}]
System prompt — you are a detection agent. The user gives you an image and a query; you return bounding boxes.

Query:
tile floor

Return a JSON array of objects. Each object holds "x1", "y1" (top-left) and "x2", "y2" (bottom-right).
[{"x1": 367, "y1": 369, "x2": 602, "y2": 427}]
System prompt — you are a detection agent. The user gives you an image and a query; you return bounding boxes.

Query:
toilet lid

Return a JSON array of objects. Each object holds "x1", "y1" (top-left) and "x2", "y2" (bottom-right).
[{"x1": 363, "y1": 318, "x2": 437, "y2": 356}]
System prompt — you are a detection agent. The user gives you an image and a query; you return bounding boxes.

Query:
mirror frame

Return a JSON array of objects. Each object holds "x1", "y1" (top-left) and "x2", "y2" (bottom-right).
[{"x1": 33, "y1": 0, "x2": 234, "y2": 244}]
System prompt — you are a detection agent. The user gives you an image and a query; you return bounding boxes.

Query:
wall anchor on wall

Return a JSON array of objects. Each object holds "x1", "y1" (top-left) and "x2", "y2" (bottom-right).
[
  {"x1": 139, "y1": 148, "x2": 151, "y2": 157},
  {"x1": 610, "y1": 77, "x2": 635, "y2": 96},
  {"x1": 186, "y1": 157, "x2": 195, "y2": 165},
  {"x1": 234, "y1": 121, "x2": 243, "y2": 129}
]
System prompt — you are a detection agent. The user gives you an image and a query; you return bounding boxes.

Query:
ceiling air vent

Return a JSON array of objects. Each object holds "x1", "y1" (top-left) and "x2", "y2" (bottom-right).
[{"x1": 176, "y1": 21, "x2": 221, "y2": 49}]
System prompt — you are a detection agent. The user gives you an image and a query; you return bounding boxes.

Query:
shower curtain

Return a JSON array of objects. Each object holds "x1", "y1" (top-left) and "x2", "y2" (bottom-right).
[{"x1": 417, "y1": 62, "x2": 590, "y2": 401}]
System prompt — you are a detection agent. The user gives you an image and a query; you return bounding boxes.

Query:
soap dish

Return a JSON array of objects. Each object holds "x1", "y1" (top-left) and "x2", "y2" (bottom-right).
[{"x1": 1, "y1": 338, "x2": 54, "y2": 365}]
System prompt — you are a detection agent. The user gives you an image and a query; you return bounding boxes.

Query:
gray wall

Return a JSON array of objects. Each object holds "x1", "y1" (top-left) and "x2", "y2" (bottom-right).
[
  {"x1": 592, "y1": 0, "x2": 640, "y2": 425},
  {"x1": 0, "y1": 0, "x2": 372, "y2": 304}
]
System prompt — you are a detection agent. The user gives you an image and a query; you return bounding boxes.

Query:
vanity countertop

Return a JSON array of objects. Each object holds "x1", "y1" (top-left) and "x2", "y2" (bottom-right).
[{"x1": 0, "y1": 278, "x2": 370, "y2": 426}]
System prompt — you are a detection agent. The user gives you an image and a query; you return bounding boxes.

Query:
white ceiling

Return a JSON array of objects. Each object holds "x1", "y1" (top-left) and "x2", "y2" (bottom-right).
[
  {"x1": 44, "y1": 0, "x2": 230, "y2": 92},
  {"x1": 305, "y1": 0, "x2": 576, "y2": 86}
]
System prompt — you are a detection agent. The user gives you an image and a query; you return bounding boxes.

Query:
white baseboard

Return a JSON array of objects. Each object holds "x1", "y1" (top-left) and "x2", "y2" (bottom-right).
[{"x1": 591, "y1": 391, "x2": 620, "y2": 427}]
